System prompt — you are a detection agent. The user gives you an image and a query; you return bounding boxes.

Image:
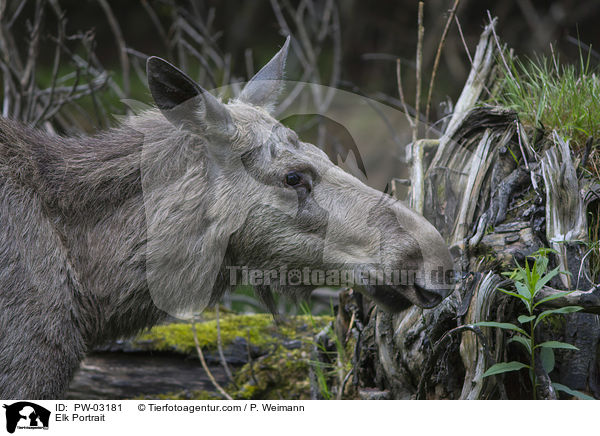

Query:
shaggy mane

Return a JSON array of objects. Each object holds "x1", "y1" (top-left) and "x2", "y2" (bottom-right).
[{"x1": 0, "y1": 111, "x2": 192, "y2": 216}]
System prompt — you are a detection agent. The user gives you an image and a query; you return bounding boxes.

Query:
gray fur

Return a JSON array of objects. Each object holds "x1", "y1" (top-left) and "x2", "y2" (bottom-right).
[{"x1": 0, "y1": 43, "x2": 453, "y2": 399}]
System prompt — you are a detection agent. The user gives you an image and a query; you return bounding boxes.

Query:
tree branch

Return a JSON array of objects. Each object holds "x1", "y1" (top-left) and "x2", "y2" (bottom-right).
[{"x1": 536, "y1": 285, "x2": 600, "y2": 314}]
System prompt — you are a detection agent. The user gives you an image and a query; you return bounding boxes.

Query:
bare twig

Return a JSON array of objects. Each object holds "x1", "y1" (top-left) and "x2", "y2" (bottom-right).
[
  {"x1": 338, "y1": 368, "x2": 353, "y2": 400},
  {"x1": 97, "y1": 0, "x2": 130, "y2": 97},
  {"x1": 141, "y1": 0, "x2": 169, "y2": 54},
  {"x1": 33, "y1": 3, "x2": 65, "y2": 126},
  {"x1": 413, "y1": 1, "x2": 424, "y2": 145},
  {"x1": 191, "y1": 318, "x2": 233, "y2": 400},
  {"x1": 269, "y1": 0, "x2": 341, "y2": 119},
  {"x1": 6, "y1": 0, "x2": 28, "y2": 29},
  {"x1": 0, "y1": 0, "x2": 113, "y2": 130},
  {"x1": 22, "y1": 0, "x2": 45, "y2": 122},
  {"x1": 178, "y1": 39, "x2": 217, "y2": 88},
  {"x1": 215, "y1": 304, "x2": 237, "y2": 387},
  {"x1": 21, "y1": 0, "x2": 44, "y2": 89},
  {"x1": 515, "y1": 120, "x2": 530, "y2": 170},
  {"x1": 455, "y1": 16, "x2": 472, "y2": 64},
  {"x1": 396, "y1": 59, "x2": 415, "y2": 128},
  {"x1": 244, "y1": 48, "x2": 254, "y2": 79},
  {"x1": 486, "y1": 10, "x2": 516, "y2": 85},
  {"x1": 425, "y1": 0, "x2": 461, "y2": 127}
]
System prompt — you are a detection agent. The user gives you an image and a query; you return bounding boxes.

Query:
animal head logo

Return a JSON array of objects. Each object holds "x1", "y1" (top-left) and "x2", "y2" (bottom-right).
[{"x1": 3, "y1": 402, "x2": 50, "y2": 434}]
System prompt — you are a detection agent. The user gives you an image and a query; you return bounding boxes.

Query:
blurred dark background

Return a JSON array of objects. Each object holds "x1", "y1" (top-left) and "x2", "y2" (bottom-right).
[{"x1": 5, "y1": 0, "x2": 600, "y2": 118}]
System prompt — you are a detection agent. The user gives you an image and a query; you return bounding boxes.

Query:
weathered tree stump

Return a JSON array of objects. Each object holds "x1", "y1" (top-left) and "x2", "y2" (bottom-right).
[{"x1": 318, "y1": 20, "x2": 600, "y2": 400}]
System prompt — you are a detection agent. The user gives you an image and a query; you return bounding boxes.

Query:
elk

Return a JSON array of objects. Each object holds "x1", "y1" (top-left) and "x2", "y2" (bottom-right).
[{"x1": 0, "y1": 38, "x2": 454, "y2": 399}]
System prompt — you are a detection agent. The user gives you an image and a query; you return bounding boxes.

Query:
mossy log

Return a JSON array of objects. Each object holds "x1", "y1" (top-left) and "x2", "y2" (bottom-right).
[{"x1": 67, "y1": 313, "x2": 332, "y2": 399}]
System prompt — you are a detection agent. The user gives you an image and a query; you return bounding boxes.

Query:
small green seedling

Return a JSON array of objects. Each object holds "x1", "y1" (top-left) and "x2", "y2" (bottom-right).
[{"x1": 474, "y1": 248, "x2": 593, "y2": 400}]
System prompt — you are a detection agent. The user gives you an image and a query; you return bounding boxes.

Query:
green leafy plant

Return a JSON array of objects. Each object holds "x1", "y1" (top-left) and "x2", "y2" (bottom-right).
[{"x1": 474, "y1": 248, "x2": 593, "y2": 399}]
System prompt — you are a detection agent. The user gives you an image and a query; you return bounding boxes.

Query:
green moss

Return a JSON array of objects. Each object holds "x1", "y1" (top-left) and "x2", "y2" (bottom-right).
[
  {"x1": 129, "y1": 313, "x2": 333, "y2": 400},
  {"x1": 134, "y1": 313, "x2": 332, "y2": 356},
  {"x1": 230, "y1": 346, "x2": 313, "y2": 400},
  {"x1": 135, "y1": 313, "x2": 278, "y2": 354}
]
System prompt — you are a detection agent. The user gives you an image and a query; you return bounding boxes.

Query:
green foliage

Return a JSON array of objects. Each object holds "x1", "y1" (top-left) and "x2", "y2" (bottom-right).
[
  {"x1": 481, "y1": 361, "x2": 529, "y2": 377},
  {"x1": 491, "y1": 49, "x2": 600, "y2": 154},
  {"x1": 473, "y1": 248, "x2": 592, "y2": 399},
  {"x1": 302, "y1": 302, "x2": 354, "y2": 400},
  {"x1": 552, "y1": 383, "x2": 595, "y2": 401}
]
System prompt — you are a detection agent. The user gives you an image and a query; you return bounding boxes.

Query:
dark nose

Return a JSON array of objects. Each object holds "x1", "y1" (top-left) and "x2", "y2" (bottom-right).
[
  {"x1": 414, "y1": 265, "x2": 458, "y2": 300},
  {"x1": 413, "y1": 283, "x2": 445, "y2": 308}
]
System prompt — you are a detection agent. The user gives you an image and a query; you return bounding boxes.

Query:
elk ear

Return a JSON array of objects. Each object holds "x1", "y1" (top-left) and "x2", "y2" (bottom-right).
[
  {"x1": 147, "y1": 56, "x2": 233, "y2": 136},
  {"x1": 239, "y1": 36, "x2": 290, "y2": 111}
]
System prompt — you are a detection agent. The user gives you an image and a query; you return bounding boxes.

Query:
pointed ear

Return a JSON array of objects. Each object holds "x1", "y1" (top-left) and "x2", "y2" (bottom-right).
[
  {"x1": 146, "y1": 56, "x2": 233, "y2": 135},
  {"x1": 239, "y1": 36, "x2": 290, "y2": 111}
]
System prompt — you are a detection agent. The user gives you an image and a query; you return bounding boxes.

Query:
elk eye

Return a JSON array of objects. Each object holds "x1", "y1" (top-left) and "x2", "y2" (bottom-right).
[{"x1": 284, "y1": 172, "x2": 302, "y2": 186}]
